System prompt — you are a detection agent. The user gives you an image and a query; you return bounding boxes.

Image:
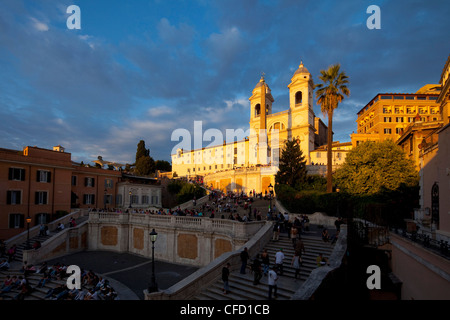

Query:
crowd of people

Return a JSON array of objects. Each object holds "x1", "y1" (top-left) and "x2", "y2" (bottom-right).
[{"x1": 0, "y1": 260, "x2": 118, "y2": 300}]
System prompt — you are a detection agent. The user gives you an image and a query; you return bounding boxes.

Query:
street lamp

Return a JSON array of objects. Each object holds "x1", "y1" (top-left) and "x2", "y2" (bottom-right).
[
  {"x1": 129, "y1": 190, "x2": 132, "y2": 209},
  {"x1": 104, "y1": 188, "x2": 107, "y2": 211},
  {"x1": 268, "y1": 183, "x2": 274, "y2": 214},
  {"x1": 148, "y1": 228, "x2": 158, "y2": 293},
  {"x1": 25, "y1": 216, "x2": 32, "y2": 250}
]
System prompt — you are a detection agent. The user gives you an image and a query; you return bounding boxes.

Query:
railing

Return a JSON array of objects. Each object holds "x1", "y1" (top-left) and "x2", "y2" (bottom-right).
[
  {"x1": 4, "y1": 209, "x2": 89, "y2": 247},
  {"x1": 144, "y1": 221, "x2": 274, "y2": 300},
  {"x1": 391, "y1": 228, "x2": 450, "y2": 259},
  {"x1": 89, "y1": 212, "x2": 266, "y2": 239},
  {"x1": 350, "y1": 219, "x2": 390, "y2": 248}
]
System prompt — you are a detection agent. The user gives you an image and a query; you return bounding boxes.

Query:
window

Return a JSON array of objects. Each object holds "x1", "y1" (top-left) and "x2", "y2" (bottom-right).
[
  {"x1": 396, "y1": 117, "x2": 404, "y2": 122},
  {"x1": 35, "y1": 191, "x2": 48, "y2": 205},
  {"x1": 131, "y1": 195, "x2": 139, "y2": 204},
  {"x1": 430, "y1": 108, "x2": 436, "y2": 114},
  {"x1": 104, "y1": 195, "x2": 112, "y2": 205},
  {"x1": 104, "y1": 179, "x2": 113, "y2": 189},
  {"x1": 255, "y1": 104, "x2": 261, "y2": 117},
  {"x1": 419, "y1": 108, "x2": 426, "y2": 114},
  {"x1": 8, "y1": 168, "x2": 25, "y2": 181},
  {"x1": 396, "y1": 128, "x2": 403, "y2": 134},
  {"x1": 295, "y1": 91, "x2": 302, "y2": 104},
  {"x1": 7, "y1": 190, "x2": 22, "y2": 205},
  {"x1": 417, "y1": 96, "x2": 426, "y2": 100},
  {"x1": 152, "y1": 196, "x2": 159, "y2": 205},
  {"x1": 395, "y1": 108, "x2": 400, "y2": 114},
  {"x1": 381, "y1": 95, "x2": 392, "y2": 100},
  {"x1": 405, "y1": 96, "x2": 415, "y2": 100},
  {"x1": 37, "y1": 170, "x2": 51, "y2": 183},
  {"x1": 83, "y1": 194, "x2": 95, "y2": 205},
  {"x1": 394, "y1": 96, "x2": 404, "y2": 100},
  {"x1": 72, "y1": 176, "x2": 77, "y2": 186},
  {"x1": 116, "y1": 194, "x2": 122, "y2": 205},
  {"x1": 142, "y1": 195, "x2": 149, "y2": 204},
  {"x1": 407, "y1": 108, "x2": 413, "y2": 114},
  {"x1": 429, "y1": 96, "x2": 438, "y2": 100},
  {"x1": 384, "y1": 128, "x2": 392, "y2": 134},
  {"x1": 85, "y1": 177, "x2": 95, "y2": 187},
  {"x1": 408, "y1": 117, "x2": 415, "y2": 123},
  {"x1": 383, "y1": 108, "x2": 391, "y2": 114},
  {"x1": 36, "y1": 213, "x2": 50, "y2": 225},
  {"x1": 384, "y1": 117, "x2": 391, "y2": 122},
  {"x1": 9, "y1": 214, "x2": 24, "y2": 229}
]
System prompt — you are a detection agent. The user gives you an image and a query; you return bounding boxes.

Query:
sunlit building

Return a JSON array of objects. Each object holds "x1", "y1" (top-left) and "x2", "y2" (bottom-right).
[
  {"x1": 351, "y1": 85, "x2": 441, "y2": 149},
  {"x1": 171, "y1": 61, "x2": 351, "y2": 193}
]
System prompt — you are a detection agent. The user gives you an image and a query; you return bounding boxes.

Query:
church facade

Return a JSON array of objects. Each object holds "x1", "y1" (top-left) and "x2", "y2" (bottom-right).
[{"x1": 171, "y1": 62, "x2": 348, "y2": 194}]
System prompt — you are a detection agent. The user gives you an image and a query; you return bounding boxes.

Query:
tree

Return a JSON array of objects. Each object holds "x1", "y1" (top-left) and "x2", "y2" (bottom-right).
[
  {"x1": 315, "y1": 64, "x2": 350, "y2": 193},
  {"x1": 155, "y1": 160, "x2": 172, "y2": 172},
  {"x1": 136, "y1": 140, "x2": 150, "y2": 161},
  {"x1": 275, "y1": 139, "x2": 307, "y2": 188},
  {"x1": 334, "y1": 140, "x2": 419, "y2": 195},
  {"x1": 135, "y1": 140, "x2": 155, "y2": 176}
]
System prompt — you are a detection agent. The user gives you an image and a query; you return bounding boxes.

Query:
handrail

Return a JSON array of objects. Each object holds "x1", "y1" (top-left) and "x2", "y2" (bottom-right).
[{"x1": 143, "y1": 221, "x2": 274, "y2": 300}]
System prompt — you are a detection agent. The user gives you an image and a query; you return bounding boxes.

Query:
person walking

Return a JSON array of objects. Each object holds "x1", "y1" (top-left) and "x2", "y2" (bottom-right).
[
  {"x1": 261, "y1": 249, "x2": 270, "y2": 276},
  {"x1": 252, "y1": 254, "x2": 262, "y2": 285},
  {"x1": 291, "y1": 252, "x2": 302, "y2": 280},
  {"x1": 240, "y1": 247, "x2": 250, "y2": 274},
  {"x1": 272, "y1": 222, "x2": 280, "y2": 241},
  {"x1": 267, "y1": 266, "x2": 278, "y2": 300},
  {"x1": 222, "y1": 263, "x2": 231, "y2": 294},
  {"x1": 275, "y1": 248, "x2": 285, "y2": 275}
]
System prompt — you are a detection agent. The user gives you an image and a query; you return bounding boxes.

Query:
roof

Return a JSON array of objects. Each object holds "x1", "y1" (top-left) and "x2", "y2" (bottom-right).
[
  {"x1": 357, "y1": 92, "x2": 440, "y2": 115},
  {"x1": 439, "y1": 54, "x2": 450, "y2": 84},
  {"x1": 293, "y1": 61, "x2": 310, "y2": 76}
]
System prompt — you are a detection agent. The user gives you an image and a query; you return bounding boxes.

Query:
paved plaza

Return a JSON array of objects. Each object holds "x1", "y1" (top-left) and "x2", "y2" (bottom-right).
[{"x1": 45, "y1": 251, "x2": 199, "y2": 300}]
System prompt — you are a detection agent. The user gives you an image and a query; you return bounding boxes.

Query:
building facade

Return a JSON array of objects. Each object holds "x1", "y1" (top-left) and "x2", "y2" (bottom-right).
[
  {"x1": 0, "y1": 145, "x2": 159, "y2": 239},
  {"x1": 351, "y1": 87, "x2": 441, "y2": 149},
  {"x1": 171, "y1": 61, "x2": 351, "y2": 194}
]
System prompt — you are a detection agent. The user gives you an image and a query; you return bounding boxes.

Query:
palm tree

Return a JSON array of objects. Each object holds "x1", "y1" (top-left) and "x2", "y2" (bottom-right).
[{"x1": 315, "y1": 64, "x2": 350, "y2": 193}]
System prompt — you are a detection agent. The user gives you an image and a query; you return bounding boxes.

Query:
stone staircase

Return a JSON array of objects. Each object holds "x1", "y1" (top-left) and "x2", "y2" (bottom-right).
[
  {"x1": 6, "y1": 215, "x2": 89, "y2": 264},
  {"x1": 0, "y1": 215, "x2": 91, "y2": 300},
  {"x1": 0, "y1": 268, "x2": 68, "y2": 300},
  {"x1": 193, "y1": 232, "x2": 335, "y2": 300}
]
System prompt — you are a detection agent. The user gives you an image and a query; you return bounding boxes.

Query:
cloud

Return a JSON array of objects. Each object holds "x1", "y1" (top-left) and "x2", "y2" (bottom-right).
[
  {"x1": 157, "y1": 18, "x2": 195, "y2": 46},
  {"x1": 30, "y1": 17, "x2": 49, "y2": 31}
]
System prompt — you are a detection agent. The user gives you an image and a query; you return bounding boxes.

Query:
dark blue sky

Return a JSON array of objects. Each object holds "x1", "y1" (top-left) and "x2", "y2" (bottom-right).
[{"x1": 1, "y1": 0, "x2": 449, "y2": 164}]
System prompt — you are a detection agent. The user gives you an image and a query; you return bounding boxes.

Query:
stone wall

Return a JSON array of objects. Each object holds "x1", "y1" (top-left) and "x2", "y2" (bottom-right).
[{"x1": 88, "y1": 212, "x2": 266, "y2": 267}]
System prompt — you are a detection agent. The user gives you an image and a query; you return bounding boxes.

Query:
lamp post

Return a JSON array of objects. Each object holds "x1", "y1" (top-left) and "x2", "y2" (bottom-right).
[
  {"x1": 148, "y1": 228, "x2": 158, "y2": 293},
  {"x1": 25, "y1": 216, "x2": 32, "y2": 250},
  {"x1": 104, "y1": 188, "x2": 107, "y2": 211},
  {"x1": 129, "y1": 190, "x2": 132, "y2": 209},
  {"x1": 268, "y1": 183, "x2": 274, "y2": 215}
]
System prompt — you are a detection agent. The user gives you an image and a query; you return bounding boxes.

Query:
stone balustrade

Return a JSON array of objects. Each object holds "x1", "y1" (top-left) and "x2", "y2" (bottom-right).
[{"x1": 88, "y1": 212, "x2": 267, "y2": 267}]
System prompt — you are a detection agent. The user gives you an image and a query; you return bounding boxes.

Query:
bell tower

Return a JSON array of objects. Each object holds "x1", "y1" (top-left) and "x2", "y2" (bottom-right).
[
  {"x1": 249, "y1": 75, "x2": 274, "y2": 165},
  {"x1": 287, "y1": 61, "x2": 316, "y2": 164}
]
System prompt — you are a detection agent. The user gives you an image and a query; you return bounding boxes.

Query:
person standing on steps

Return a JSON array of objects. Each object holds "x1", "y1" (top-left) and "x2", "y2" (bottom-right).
[
  {"x1": 291, "y1": 252, "x2": 302, "y2": 280},
  {"x1": 252, "y1": 254, "x2": 262, "y2": 285},
  {"x1": 222, "y1": 263, "x2": 231, "y2": 294},
  {"x1": 261, "y1": 249, "x2": 270, "y2": 276},
  {"x1": 267, "y1": 265, "x2": 278, "y2": 300},
  {"x1": 240, "y1": 247, "x2": 250, "y2": 274},
  {"x1": 275, "y1": 248, "x2": 285, "y2": 275}
]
